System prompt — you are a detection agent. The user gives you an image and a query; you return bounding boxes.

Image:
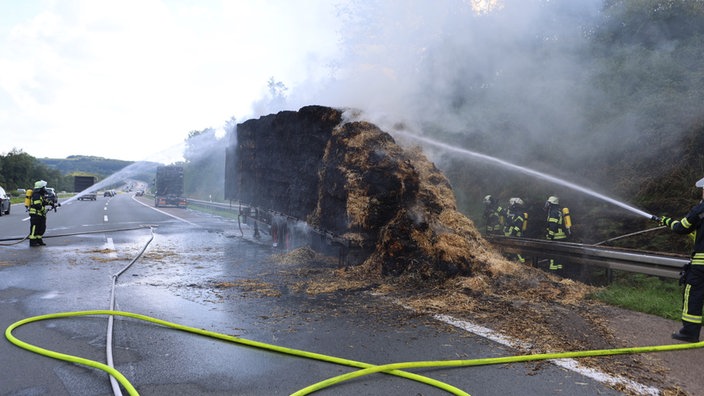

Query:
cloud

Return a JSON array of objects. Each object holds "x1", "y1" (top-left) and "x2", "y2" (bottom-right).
[{"x1": 0, "y1": 0, "x2": 341, "y2": 161}]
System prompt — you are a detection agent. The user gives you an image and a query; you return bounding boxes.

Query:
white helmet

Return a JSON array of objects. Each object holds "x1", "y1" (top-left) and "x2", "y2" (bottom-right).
[
  {"x1": 696, "y1": 177, "x2": 704, "y2": 188},
  {"x1": 547, "y1": 196, "x2": 559, "y2": 205},
  {"x1": 509, "y1": 197, "x2": 524, "y2": 207},
  {"x1": 34, "y1": 180, "x2": 47, "y2": 189},
  {"x1": 483, "y1": 195, "x2": 494, "y2": 205}
]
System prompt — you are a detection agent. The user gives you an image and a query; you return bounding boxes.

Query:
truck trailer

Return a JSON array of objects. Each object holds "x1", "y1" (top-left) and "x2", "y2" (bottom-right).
[
  {"x1": 74, "y1": 175, "x2": 97, "y2": 201},
  {"x1": 154, "y1": 165, "x2": 187, "y2": 208}
]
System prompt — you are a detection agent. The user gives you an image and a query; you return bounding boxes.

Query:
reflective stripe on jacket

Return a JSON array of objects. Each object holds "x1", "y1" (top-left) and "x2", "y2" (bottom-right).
[
  {"x1": 28, "y1": 192, "x2": 48, "y2": 216},
  {"x1": 546, "y1": 204, "x2": 567, "y2": 240},
  {"x1": 669, "y1": 201, "x2": 704, "y2": 264}
]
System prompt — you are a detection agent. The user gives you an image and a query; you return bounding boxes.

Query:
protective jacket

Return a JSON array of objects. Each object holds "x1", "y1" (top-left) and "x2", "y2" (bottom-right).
[
  {"x1": 666, "y1": 201, "x2": 704, "y2": 264},
  {"x1": 504, "y1": 209, "x2": 527, "y2": 237},
  {"x1": 483, "y1": 203, "x2": 505, "y2": 235},
  {"x1": 28, "y1": 189, "x2": 50, "y2": 216},
  {"x1": 546, "y1": 204, "x2": 568, "y2": 240}
]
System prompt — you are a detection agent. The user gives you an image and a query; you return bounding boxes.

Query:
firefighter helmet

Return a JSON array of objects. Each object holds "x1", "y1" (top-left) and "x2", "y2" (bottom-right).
[
  {"x1": 696, "y1": 177, "x2": 704, "y2": 188},
  {"x1": 547, "y1": 196, "x2": 559, "y2": 205},
  {"x1": 509, "y1": 197, "x2": 524, "y2": 207},
  {"x1": 34, "y1": 180, "x2": 47, "y2": 189},
  {"x1": 483, "y1": 195, "x2": 494, "y2": 205}
]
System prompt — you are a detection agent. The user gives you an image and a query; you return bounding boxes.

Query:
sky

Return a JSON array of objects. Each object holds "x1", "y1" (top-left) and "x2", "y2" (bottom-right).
[
  {"x1": 2, "y1": 0, "x2": 685, "y2": 177},
  {"x1": 0, "y1": 0, "x2": 343, "y2": 161}
]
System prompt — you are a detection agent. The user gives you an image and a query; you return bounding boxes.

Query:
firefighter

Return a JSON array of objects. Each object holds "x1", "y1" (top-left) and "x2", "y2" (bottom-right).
[
  {"x1": 658, "y1": 177, "x2": 704, "y2": 342},
  {"x1": 28, "y1": 180, "x2": 52, "y2": 247},
  {"x1": 482, "y1": 195, "x2": 504, "y2": 235},
  {"x1": 504, "y1": 197, "x2": 527, "y2": 263},
  {"x1": 544, "y1": 195, "x2": 572, "y2": 270}
]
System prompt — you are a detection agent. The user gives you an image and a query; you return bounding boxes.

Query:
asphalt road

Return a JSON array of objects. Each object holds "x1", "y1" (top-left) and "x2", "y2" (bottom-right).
[{"x1": 0, "y1": 192, "x2": 627, "y2": 395}]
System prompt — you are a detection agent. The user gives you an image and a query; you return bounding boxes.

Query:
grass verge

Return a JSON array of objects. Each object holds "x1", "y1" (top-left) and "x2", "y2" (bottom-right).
[{"x1": 591, "y1": 272, "x2": 682, "y2": 320}]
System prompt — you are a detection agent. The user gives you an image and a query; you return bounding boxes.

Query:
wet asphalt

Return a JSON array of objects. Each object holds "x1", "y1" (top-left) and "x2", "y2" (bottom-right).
[{"x1": 0, "y1": 194, "x2": 626, "y2": 395}]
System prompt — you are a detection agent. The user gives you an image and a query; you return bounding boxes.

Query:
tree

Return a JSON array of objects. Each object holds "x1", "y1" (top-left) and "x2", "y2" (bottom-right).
[{"x1": 183, "y1": 128, "x2": 225, "y2": 200}]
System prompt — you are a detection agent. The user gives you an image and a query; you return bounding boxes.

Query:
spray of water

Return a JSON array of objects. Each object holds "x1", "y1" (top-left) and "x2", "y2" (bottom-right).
[
  {"x1": 396, "y1": 131, "x2": 657, "y2": 220},
  {"x1": 63, "y1": 161, "x2": 159, "y2": 205},
  {"x1": 63, "y1": 130, "x2": 227, "y2": 205}
]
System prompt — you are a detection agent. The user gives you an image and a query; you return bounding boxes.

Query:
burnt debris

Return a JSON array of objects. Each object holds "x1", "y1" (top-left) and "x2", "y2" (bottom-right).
[{"x1": 226, "y1": 105, "x2": 491, "y2": 280}]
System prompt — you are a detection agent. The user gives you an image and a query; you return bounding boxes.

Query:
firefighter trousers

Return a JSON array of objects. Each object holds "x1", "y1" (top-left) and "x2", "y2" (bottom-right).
[
  {"x1": 29, "y1": 214, "x2": 46, "y2": 241},
  {"x1": 681, "y1": 265, "x2": 704, "y2": 332}
]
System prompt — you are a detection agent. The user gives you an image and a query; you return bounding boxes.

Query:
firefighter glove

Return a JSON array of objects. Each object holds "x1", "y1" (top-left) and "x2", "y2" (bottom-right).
[
  {"x1": 659, "y1": 216, "x2": 672, "y2": 227},
  {"x1": 679, "y1": 263, "x2": 692, "y2": 286}
]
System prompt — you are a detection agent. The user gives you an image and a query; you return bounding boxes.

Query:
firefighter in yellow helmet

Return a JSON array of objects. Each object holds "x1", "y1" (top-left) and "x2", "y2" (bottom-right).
[
  {"x1": 657, "y1": 177, "x2": 704, "y2": 342},
  {"x1": 544, "y1": 195, "x2": 572, "y2": 270},
  {"x1": 504, "y1": 197, "x2": 527, "y2": 263},
  {"x1": 28, "y1": 180, "x2": 51, "y2": 246}
]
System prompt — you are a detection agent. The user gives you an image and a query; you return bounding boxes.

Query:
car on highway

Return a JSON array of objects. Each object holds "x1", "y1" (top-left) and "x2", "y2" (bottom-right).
[
  {"x1": 0, "y1": 186, "x2": 10, "y2": 215},
  {"x1": 45, "y1": 187, "x2": 58, "y2": 206},
  {"x1": 77, "y1": 191, "x2": 97, "y2": 201},
  {"x1": 104, "y1": 190, "x2": 116, "y2": 197}
]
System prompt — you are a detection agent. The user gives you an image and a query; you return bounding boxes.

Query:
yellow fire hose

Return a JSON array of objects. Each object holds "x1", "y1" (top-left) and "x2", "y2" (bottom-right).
[
  {"x1": 6, "y1": 308, "x2": 704, "y2": 395},
  {"x1": 292, "y1": 337, "x2": 704, "y2": 395},
  {"x1": 6, "y1": 224, "x2": 702, "y2": 395},
  {"x1": 5, "y1": 310, "x2": 469, "y2": 396}
]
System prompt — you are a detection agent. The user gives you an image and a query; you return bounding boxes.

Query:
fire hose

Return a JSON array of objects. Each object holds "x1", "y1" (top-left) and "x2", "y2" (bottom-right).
[
  {"x1": 7, "y1": 307, "x2": 704, "y2": 395},
  {"x1": 4, "y1": 225, "x2": 468, "y2": 395},
  {"x1": 4, "y1": 226, "x2": 704, "y2": 395}
]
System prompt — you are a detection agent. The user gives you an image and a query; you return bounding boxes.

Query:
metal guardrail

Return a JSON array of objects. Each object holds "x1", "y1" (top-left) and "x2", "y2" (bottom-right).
[
  {"x1": 186, "y1": 200, "x2": 690, "y2": 277},
  {"x1": 487, "y1": 236, "x2": 689, "y2": 279},
  {"x1": 185, "y1": 198, "x2": 236, "y2": 210}
]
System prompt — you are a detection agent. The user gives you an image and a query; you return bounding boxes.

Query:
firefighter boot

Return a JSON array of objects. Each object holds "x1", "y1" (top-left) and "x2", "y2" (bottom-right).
[
  {"x1": 672, "y1": 322, "x2": 701, "y2": 343},
  {"x1": 38, "y1": 238, "x2": 46, "y2": 246},
  {"x1": 29, "y1": 239, "x2": 39, "y2": 247}
]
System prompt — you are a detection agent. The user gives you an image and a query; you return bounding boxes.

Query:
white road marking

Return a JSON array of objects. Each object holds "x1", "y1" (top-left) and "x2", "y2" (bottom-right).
[
  {"x1": 105, "y1": 237, "x2": 117, "y2": 259},
  {"x1": 131, "y1": 195, "x2": 199, "y2": 227},
  {"x1": 433, "y1": 314, "x2": 660, "y2": 396}
]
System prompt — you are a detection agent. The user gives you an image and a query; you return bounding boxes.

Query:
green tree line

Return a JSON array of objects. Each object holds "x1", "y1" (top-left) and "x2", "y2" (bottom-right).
[
  {"x1": 0, "y1": 149, "x2": 136, "y2": 194},
  {"x1": 0, "y1": 149, "x2": 66, "y2": 194}
]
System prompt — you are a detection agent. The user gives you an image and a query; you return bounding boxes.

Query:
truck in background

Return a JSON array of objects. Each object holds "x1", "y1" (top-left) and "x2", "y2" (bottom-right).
[
  {"x1": 74, "y1": 175, "x2": 97, "y2": 201},
  {"x1": 154, "y1": 165, "x2": 187, "y2": 208}
]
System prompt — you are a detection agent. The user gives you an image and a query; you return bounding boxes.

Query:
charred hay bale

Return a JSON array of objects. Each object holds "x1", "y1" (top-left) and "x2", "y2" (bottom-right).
[
  {"x1": 234, "y1": 105, "x2": 341, "y2": 219},
  {"x1": 312, "y1": 121, "x2": 419, "y2": 235},
  {"x1": 233, "y1": 105, "x2": 497, "y2": 280}
]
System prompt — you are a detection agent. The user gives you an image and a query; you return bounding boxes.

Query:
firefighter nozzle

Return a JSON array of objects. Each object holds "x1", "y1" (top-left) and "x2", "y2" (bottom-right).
[{"x1": 650, "y1": 215, "x2": 661, "y2": 222}]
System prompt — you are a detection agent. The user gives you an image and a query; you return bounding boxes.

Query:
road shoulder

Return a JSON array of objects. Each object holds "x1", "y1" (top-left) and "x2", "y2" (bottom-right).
[{"x1": 598, "y1": 305, "x2": 702, "y2": 395}]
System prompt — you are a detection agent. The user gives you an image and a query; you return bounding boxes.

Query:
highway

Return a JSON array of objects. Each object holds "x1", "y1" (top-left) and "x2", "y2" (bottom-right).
[{"x1": 0, "y1": 193, "x2": 632, "y2": 395}]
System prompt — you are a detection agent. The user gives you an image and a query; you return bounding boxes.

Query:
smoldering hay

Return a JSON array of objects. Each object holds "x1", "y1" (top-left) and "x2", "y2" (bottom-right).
[{"x1": 228, "y1": 105, "x2": 508, "y2": 280}]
